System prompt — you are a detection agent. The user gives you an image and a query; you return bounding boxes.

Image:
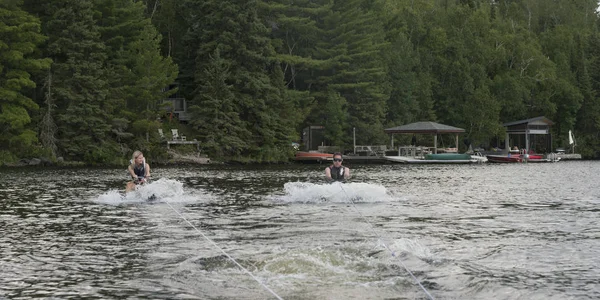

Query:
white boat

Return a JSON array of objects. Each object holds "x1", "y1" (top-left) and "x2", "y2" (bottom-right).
[
  {"x1": 384, "y1": 153, "x2": 484, "y2": 164},
  {"x1": 384, "y1": 122, "x2": 486, "y2": 164}
]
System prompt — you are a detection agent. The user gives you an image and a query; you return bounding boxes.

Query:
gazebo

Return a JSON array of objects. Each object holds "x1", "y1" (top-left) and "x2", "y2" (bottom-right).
[
  {"x1": 502, "y1": 116, "x2": 553, "y2": 154},
  {"x1": 384, "y1": 121, "x2": 465, "y2": 154}
]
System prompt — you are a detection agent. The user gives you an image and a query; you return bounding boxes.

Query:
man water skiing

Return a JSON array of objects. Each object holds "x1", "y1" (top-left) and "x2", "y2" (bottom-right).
[{"x1": 325, "y1": 152, "x2": 351, "y2": 182}]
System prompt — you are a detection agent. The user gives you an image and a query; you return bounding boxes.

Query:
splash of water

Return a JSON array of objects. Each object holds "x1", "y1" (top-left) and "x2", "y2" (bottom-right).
[
  {"x1": 277, "y1": 181, "x2": 391, "y2": 203},
  {"x1": 389, "y1": 239, "x2": 435, "y2": 261},
  {"x1": 94, "y1": 178, "x2": 201, "y2": 205}
]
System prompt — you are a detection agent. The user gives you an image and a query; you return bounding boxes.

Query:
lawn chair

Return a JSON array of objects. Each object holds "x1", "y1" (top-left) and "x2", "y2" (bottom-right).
[
  {"x1": 171, "y1": 129, "x2": 179, "y2": 140},
  {"x1": 158, "y1": 129, "x2": 166, "y2": 140}
]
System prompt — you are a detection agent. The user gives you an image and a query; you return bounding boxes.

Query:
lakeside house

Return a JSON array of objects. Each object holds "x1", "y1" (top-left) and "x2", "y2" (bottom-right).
[{"x1": 161, "y1": 83, "x2": 190, "y2": 122}]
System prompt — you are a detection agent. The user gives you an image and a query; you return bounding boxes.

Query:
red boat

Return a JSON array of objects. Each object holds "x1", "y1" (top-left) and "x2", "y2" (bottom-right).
[
  {"x1": 486, "y1": 153, "x2": 546, "y2": 163},
  {"x1": 294, "y1": 151, "x2": 333, "y2": 162}
]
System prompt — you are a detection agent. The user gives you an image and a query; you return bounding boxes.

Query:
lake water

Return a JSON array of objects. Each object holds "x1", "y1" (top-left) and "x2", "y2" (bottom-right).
[{"x1": 1, "y1": 161, "x2": 599, "y2": 299}]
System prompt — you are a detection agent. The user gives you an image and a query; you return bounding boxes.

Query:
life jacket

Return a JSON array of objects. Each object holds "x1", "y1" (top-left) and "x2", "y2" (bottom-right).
[
  {"x1": 329, "y1": 165, "x2": 345, "y2": 181},
  {"x1": 133, "y1": 163, "x2": 145, "y2": 179}
]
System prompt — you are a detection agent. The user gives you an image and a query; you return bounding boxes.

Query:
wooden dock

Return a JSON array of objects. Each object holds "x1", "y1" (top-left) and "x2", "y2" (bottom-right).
[
  {"x1": 167, "y1": 140, "x2": 200, "y2": 151},
  {"x1": 556, "y1": 153, "x2": 582, "y2": 160},
  {"x1": 342, "y1": 155, "x2": 388, "y2": 163}
]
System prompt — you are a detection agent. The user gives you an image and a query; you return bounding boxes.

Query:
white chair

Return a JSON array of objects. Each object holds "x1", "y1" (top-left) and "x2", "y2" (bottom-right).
[
  {"x1": 158, "y1": 129, "x2": 165, "y2": 140},
  {"x1": 171, "y1": 129, "x2": 179, "y2": 140}
]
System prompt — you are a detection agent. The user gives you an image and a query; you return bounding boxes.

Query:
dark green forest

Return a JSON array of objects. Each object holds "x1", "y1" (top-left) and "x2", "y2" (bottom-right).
[{"x1": 2, "y1": 0, "x2": 600, "y2": 164}]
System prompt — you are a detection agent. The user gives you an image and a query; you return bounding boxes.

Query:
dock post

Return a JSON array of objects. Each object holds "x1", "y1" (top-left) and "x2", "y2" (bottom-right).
[
  {"x1": 505, "y1": 132, "x2": 510, "y2": 154},
  {"x1": 455, "y1": 134, "x2": 459, "y2": 150},
  {"x1": 353, "y1": 127, "x2": 356, "y2": 154}
]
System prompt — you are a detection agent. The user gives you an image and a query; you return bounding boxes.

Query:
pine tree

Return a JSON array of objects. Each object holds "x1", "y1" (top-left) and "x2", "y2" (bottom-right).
[
  {"x1": 0, "y1": 0, "x2": 51, "y2": 161},
  {"x1": 258, "y1": 0, "x2": 330, "y2": 135},
  {"x1": 95, "y1": 0, "x2": 178, "y2": 152},
  {"x1": 143, "y1": 0, "x2": 188, "y2": 58},
  {"x1": 382, "y1": 0, "x2": 437, "y2": 127},
  {"x1": 39, "y1": 70, "x2": 58, "y2": 157},
  {"x1": 43, "y1": 0, "x2": 113, "y2": 162},
  {"x1": 312, "y1": 0, "x2": 390, "y2": 146},
  {"x1": 124, "y1": 23, "x2": 178, "y2": 126},
  {"x1": 188, "y1": 48, "x2": 250, "y2": 157},
  {"x1": 578, "y1": 30, "x2": 600, "y2": 157},
  {"x1": 322, "y1": 89, "x2": 347, "y2": 147},
  {"x1": 184, "y1": 0, "x2": 298, "y2": 161}
]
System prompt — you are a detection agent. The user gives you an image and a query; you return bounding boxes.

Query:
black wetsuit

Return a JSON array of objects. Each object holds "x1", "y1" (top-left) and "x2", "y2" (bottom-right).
[{"x1": 329, "y1": 165, "x2": 345, "y2": 182}]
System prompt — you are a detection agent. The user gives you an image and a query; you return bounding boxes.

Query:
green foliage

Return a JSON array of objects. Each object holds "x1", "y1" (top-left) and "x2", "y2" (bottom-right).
[
  {"x1": 0, "y1": 0, "x2": 50, "y2": 154},
  {"x1": 315, "y1": 0, "x2": 391, "y2": 146},
  {"x1": 188, "y1": 48, "x2": 250, "y2": 158},
  {"x1": 322, "y1": 90, "x2": 347, "y2": 147},
  {"x1": 13, "y1": 0, "x2": 179, "y2": 164},
  {"x1": 131, "y1": 119, "x2": 161, "y2": 137},
  {"x1": 95, "y1": 0, "x2": 178, "y2": 144},
  {"x1": 3, "y1": 0, "x2": 600, "y2": 163},
  {"x1": 0, "y1": 150, "x2": 17, "y2": 165},
  {"x1": 41, "y1": 0, "x2": 113, "y2": 161},
  {"x1": 182, "y1": 0, "x2": 299, "y2": 162}
]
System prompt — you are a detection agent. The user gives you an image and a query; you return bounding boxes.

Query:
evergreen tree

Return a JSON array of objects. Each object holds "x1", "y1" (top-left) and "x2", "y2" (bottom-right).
[
  {"x1": 188, "y1": 48, "x2": 250, "y2": 157},
  {"x1": 124, "y1": 23, "x2": 178, "y2": 133},
  {"x1": 312, "y1": 0, "x2": 390, "y2": 146},
  {"x1": 39, "y1": 70, "x2": 58, "y2": 157},
  {"x1": 0, "y1": 0, "x2": 51, "y2": 161},
  {"x1": 184, "y1": 0, "x2": 298, "y2": 161},
  {"x1": 43, "y1": 0, "x2": 113, "y2": 162},
  {"x1": 578, "y1": 29, "x2": 600, "y2": 157},
  {"x1": 95, "y1": 0, "x2": 178, "y2": 152},
  {"x1": 143, "y1": 0, "x2": 188, "y2": 57},
  {"x1": 322, "y1": 89, "x2": 347, "y2": 147},
  {"x1": 382, "y1": 0, "x2": 437, "y2": 127},
  {"x1": 259, "y1": 0, "x2": 330, "y2": 135}
]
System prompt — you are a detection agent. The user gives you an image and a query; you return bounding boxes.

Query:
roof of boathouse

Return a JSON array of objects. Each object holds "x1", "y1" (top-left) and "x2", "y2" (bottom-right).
[
  {"x1": 384, "y1": 121, "x2": 465, "y2": 134},
  {"x1": 502, "y1": 116, "x2": 554, "y2": 134},
  {"x1": 502, "y1": 116, "x2": 554, "y2": 127}
]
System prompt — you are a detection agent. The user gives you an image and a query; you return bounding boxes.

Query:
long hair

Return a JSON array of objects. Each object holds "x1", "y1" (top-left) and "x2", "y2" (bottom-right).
[{"x1": 130, "y1": 150, "x2": 144, "y2": 168}]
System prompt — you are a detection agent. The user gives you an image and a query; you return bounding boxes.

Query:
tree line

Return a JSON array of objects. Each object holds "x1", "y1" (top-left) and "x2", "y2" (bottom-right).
[{"x1": 2, "y1": 0, "x2": 600, "y2": 164}]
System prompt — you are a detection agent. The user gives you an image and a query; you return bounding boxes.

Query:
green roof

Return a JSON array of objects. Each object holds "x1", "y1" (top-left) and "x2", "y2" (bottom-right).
[{"x1": 385, "y1": 121, "x2": 465, "y2": 134}]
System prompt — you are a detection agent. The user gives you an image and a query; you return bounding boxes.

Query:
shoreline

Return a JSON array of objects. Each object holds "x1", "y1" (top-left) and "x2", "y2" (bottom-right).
[{"x1": 0, "y1": 151, "x2": 298, "y2": 169}]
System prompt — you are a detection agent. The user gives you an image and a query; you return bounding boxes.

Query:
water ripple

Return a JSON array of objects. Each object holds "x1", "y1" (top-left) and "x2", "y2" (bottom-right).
[{"x1": 1, "y1": 162, "x2": 599, "y2": 299}]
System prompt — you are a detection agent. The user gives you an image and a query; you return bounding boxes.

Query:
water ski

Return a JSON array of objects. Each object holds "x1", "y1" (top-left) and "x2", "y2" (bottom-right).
[{"x1": 119, "y1": 190, "x2": 157, "y2": 202}]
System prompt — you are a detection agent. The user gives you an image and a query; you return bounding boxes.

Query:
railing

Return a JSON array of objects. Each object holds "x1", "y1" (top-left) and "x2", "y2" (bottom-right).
[
  {"x1": 397, "y1": 146, "x2": 433, "y2": 158},
  {"x1": 354, "y1": 145, "x2": 387, "y2": 156}
]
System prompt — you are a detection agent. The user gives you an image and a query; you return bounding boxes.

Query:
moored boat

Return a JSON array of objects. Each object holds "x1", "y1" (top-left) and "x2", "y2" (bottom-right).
[
  {"x1": 486, "y1": 153, "x2": 558, "y2": 163},
  {"x1": 486, "y1": 154, "x2": 523, "y2": 163},
  {"x1": 385, "y1": 153, "x2": 481, "y2": 164},
  {"x1": 294, "y1": 151, "x2": 333, "y2": 162},
  {"x1": 425, "y1": 153, "x2": 471, "y2": 160}
]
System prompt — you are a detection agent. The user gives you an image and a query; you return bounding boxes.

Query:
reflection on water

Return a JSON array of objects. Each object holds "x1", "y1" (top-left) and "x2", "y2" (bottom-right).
[{"x1": 1, "y1": 162, "x2": 600, "y2": 299}]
